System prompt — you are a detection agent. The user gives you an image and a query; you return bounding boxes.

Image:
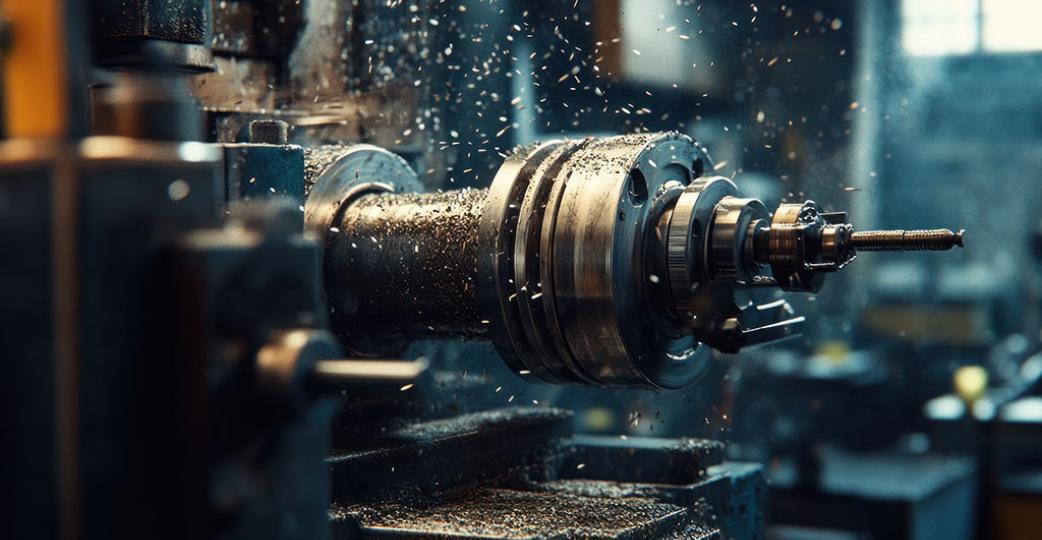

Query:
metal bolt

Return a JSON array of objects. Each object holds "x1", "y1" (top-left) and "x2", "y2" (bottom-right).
[
  {"x1": 248, "y1": 119, "x2": 289, "y2": 144},
  {"x1": 850, "y1": 228, "x2": 965, "y2": 251}
]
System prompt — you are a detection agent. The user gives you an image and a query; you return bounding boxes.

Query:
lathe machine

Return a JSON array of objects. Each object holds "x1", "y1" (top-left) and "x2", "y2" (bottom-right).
[{"x1": 0, "y1": 0, "x2": 963, "y2": 539}]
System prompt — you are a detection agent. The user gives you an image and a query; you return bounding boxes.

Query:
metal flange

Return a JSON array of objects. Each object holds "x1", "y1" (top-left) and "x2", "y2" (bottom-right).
[
  {"x1": 481, "y1": 133, "x2": 714, "y2": 388},
  {"x1": 303, "y1": 144, "x2": 422, "y2": 240},
  {"x1": 665, "y1": 176, "x2": 738, "y2": 315}
]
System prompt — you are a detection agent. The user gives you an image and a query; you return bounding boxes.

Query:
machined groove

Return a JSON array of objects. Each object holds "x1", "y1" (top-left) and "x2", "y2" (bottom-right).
[
  {"x1": 479, "y1": 142, "x2": 564, "y2": 380},
  {"x1": 514, "y1": 140, "x2": 594, "y2": 384}
]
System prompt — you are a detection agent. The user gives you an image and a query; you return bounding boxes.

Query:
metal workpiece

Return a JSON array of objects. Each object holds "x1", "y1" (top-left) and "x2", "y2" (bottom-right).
[
  {"x1": 308, "y1": 132, "x2": 964, "y2": 388},
  {"x1": 749, "y1": 201, "x2": 964, "y2": 292},
  {"x1": 303, "y1": 144, "x2": 424, "y2": 352},
  {"x1": 709, "y1": 196, "x2": 769, "y2": 283},
  {"x1": 303, "y1": 144, "x2": 422, "y2": 234},
  {"x1": 760, "y1": 201, "x2": 852, "y2": 292},
  {"x1": 480, "y1": 133, "x2": 714, "y2": 388},
  {"x1": 328, "y1": 188, "x2": 488, "y2": 347},
  {"x1": 849, "y1": 228, "x2": 965, "y2": 251},
  {"x1": 659, "y1": 177, "x2": 805, "y2": 353},
  {"x1": 666, "y1": 177, "x2": 740, "y2": 315}
]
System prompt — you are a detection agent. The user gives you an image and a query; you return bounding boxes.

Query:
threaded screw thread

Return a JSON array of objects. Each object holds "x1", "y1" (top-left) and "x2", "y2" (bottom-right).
[{"x1": 850, "y1": 229, "x2": 964, "y2": 251}]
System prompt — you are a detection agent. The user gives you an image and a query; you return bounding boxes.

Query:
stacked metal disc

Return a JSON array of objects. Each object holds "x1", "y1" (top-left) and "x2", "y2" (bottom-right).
[{"x1": 478, "y1": 133, "x2": 715, "y2": 388}]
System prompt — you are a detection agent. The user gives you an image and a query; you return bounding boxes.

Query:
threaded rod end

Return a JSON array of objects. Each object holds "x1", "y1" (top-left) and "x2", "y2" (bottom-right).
[{"x1": 850, "y1": 228, "x2": 964, "y2": 251}]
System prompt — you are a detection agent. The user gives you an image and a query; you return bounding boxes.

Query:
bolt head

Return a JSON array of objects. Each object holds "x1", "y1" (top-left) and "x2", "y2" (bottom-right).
[{"x1": 248, "y1": 119, "x2": 289, "y2": 144}]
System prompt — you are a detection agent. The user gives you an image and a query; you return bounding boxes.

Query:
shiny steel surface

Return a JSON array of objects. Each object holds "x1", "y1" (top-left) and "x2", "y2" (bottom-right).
[
  {"x1": 478, "y1": 141, "x2": 565, "y2": 380},
  {"x1": 542, "y1": 133, "x2": 710, "y2": 388},
  {"x1": 302, "y1": 144, "x2": 424, "y2": 353},
  {"x1": 820, "y1": 223, "x2": 854, "y2": 268},
  {"x1": 514, "y1": 141, "x2": 593, "y2": 384},
  {"x1": 310, "y1": 132, "x2": 965, "y2": 388},
  {"x1": 552, "y1": 135, "x2": 646, "y2": 385},
  {"x1": 767, "y1": 202, "x2": 826, "y2": 292},
  {"x1": 709, "y1": 196, "x2": 768, "y2": 283},
  {"x1": 477, "y1": 133, "x2": 715, "y2": 387},
  {"x1": 666, "y1": 177, "x2": 737, "y2": 313}
]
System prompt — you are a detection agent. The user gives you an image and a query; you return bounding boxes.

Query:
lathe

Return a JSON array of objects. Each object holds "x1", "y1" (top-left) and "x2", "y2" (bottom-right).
[{"x1": 1, "y1": 1, "x2": 963, "y2": 539}]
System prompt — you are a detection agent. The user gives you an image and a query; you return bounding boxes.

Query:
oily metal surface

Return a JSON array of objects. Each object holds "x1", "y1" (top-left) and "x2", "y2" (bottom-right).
[
  {"x1": 477, "y1": 141, "x2": 564, "y2": 378},
  {"x1": 550, "y1": 133, "x2": 707, "y2": 388},
  {"x1": 329, "y1": 188, "x2": 487, "y2": 345},
  {"x1": 333, "y1": 487, "x2": 691, "y2": 539},
  {"x1": 551, "y1": 134, "x2": 644, "y2": 384},
  {"x1": 708, "y1": 197, "x2": 767, "y2": 283},
  {"x1": 514, "y1": 140, "x2": 593, "y2": 384},
  {"x1": 303, "y1": 144, "x2": 425, "y2": 353},
  {"x1": 312, "y1": 134, "x2": 713, "y2": 386},
  {"x1": 768, "y1": 202, "x2": 825, "y2": 292},
  {"x1": 303, "y1": 144, "x2": 421, "y2": 237},
  {"x1": 665, "y1": 177, "x2": 738, "y2": 315}
]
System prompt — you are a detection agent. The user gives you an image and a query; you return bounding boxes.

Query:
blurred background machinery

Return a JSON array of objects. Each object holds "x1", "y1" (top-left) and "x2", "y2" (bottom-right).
[{"x1": 4, "y1": 0, "x2": 1040, "y2": 540}]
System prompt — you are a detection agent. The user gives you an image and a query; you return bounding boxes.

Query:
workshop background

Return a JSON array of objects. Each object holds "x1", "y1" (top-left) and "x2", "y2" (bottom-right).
[
  {"x1": 3, "y1": 0, "x2": 1041, "y2": 539},
  {"x1": 394, "y1": 0, "x2": 1042, "y2": 535},
  {"x1": 433, "y1": 1, "x2": 1042, "y2": 538}
]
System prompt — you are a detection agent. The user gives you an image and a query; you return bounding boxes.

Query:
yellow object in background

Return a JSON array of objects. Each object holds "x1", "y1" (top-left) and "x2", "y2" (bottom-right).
[
  {"x1": 581, "y1": 407, "x2": 616, "y2": 432},
  {"x1": 954, "y1": 365, "x2": 989, "y2": 405},
  {"x1": 2, "y1": 0, "x2": 68, "y2": 137},
  {"x1": 816, "y1": 341, "x2": 851, "y2": 364}
]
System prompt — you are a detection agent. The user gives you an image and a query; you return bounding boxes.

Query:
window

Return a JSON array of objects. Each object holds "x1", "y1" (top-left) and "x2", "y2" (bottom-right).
[
  {"x1": 902, "y1": 0, "x2": 1042, "y2": 56},
  {"x1": 902, "y1": 0, "x2": 978, "y2": 56},
  {"x1": 982, "y1": 0, "x2": 1042, "y2": 52}
]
